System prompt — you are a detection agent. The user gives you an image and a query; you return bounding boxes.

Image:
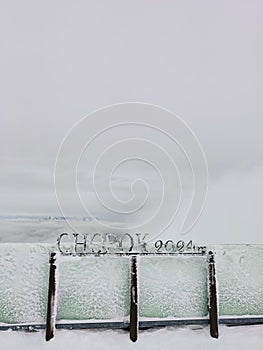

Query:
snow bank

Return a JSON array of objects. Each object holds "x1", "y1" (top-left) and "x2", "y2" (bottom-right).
[{"x1": 1, "y1": 325, "x2": 263, "y2": 350}]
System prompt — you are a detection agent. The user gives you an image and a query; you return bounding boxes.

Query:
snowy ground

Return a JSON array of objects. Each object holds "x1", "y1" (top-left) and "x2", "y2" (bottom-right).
[{"x1": 2, "y1": 325, "x2": 263, "y2": 350}]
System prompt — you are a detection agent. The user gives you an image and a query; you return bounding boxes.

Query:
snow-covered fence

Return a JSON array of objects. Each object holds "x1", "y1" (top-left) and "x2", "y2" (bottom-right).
[{"x1": 0, "y1": 242, "x2": 263, "y2": 343}]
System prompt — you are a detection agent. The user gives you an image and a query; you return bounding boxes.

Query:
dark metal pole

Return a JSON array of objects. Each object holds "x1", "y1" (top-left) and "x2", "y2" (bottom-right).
[
  {"x1": 45, "y1": 252, "x2": 58, "y2": 341},
  {"x1": 207, "y1": 251, "x2": 219, "y2": 338},
  {"x1": 130, "y1": 255, "x2": 138, "y2": 342}
]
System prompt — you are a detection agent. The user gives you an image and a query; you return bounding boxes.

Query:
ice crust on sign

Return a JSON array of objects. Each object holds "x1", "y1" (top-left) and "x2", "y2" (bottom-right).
[
  {"x1": 139, "y1": 256, "x2": 208, "y2": 318},
  {"x1": 57, "y1": 256, "x2": 130, "y2": 320}
]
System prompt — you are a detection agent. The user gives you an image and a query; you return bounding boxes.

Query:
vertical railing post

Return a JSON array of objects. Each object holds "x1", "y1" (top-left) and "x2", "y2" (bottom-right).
[
  {"x1": 45, "y1": 252, "x2": 58, "y2": 341},
  {"x1": 130, "y1": 255, "x2": 139, "y2": 342},
  {"x1": 207, "y1": 251, "x2": 219, "y2": 338}
]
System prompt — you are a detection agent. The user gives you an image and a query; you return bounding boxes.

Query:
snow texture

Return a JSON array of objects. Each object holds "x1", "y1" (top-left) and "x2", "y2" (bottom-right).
[
  {"x1": 139, "y1": 256, "x2": 208, "y2": 318},
  {"x1": 0, "y1": 244, "x2": 49, "y2": 324},
  {"x1": 216, "y1": 245, "x2": 263, "y2": 316},
  {"x1": 57, "y1": 256, "x2": 130, "y2": 320}
]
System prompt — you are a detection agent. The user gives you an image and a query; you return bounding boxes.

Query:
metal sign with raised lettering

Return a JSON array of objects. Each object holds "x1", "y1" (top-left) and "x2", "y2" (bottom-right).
[{"x1": 57, "y1": 233, "x2": 207, "y2": 255}]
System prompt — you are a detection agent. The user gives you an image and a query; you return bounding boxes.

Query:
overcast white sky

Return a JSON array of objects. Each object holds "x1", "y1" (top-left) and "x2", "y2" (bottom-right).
[{"x1": 0, "y1": 0, "x2": 262, "y2": 243}]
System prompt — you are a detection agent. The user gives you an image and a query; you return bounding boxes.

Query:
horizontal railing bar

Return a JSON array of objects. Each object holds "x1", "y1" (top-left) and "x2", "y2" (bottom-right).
[
  {"x1": 1, "y1": 317, "x2": 263, "y2": 331},
  {"x1": 59, "y1": 252, "x2": 207, "y2": 257}
]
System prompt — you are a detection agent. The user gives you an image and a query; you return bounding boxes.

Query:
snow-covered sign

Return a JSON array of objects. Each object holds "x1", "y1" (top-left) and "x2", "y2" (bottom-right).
[
  {"x1": 0, "y1": 242, "x2": 263, "y2": 343},
  {"x1": 57, "y1": 233, "x2": 207, "y2": 255},
  {"x1": 52, "y1": 233, "x2": 211, "y2": 342}
]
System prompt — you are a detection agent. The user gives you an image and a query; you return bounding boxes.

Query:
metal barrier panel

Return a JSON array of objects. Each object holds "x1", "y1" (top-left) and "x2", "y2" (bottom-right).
[
  {"x1": 215, "y1": 245, "x2": 263, "y2": 316},
  {"x1": 139, "y1": 256, "x2": 208, "y2": 318},
  {"x1": 0, "y1": 244, "x2": 49, "y2": 324},
  {"x1": 57, "y1": 255, "x2": 130, "y2": 320},
  {"x1": 1, "y1": 243, "x2": 263, "y2": 326}
]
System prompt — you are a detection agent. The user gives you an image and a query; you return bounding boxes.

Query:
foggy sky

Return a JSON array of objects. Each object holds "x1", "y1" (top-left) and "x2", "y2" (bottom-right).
[{"x1": 1, "y1": 0, "x2": 263, "y2": 243}]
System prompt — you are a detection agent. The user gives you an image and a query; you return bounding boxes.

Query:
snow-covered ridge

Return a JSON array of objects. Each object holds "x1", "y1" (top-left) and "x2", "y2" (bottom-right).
[{"x1": 0, "y1": 215, "x2": 96, "y2": 222}]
